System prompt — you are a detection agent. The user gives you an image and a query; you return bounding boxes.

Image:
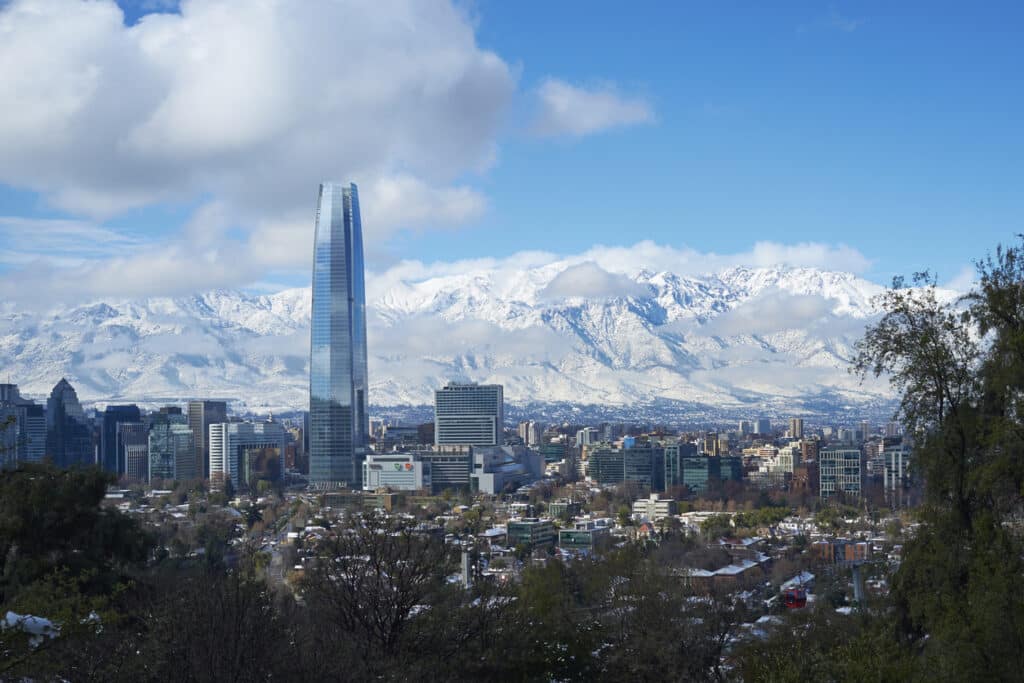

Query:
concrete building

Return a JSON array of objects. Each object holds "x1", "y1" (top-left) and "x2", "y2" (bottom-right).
[
  {"x1": 209, "y1": 420, "x2": 287, "y2": 492},
  {"x1": 362, "y1": 452, "x2": 431, "y2": 491},
  {"x1": 789, "y1": 418, "x2": 804, "y2": 439},
  {"x1": 575, "y1": 427, "x2": 600, "y2": 448},
  {"x1": 819, "y1": 448, "x2": 862, "y2": 499},
  {"x1": 470, "y1": 445, "x2": 543, "y2": 495},
  {"x1": 516, "y1": 420, "x2": 543, "y2": 447},
  {"x1": 413, "y1": 446, "x2": 472, "y2": 493},
  {"x1": 632, "y1": 493, "x2": 677, "y2": 520},
  {"x1": 434, "y1": 383, "x2": 504, "y2": 447}
]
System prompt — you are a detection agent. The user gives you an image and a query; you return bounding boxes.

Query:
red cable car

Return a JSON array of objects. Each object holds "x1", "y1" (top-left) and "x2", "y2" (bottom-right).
[{"x1": 782, "y1": 587, "x2": 807, "y2": 609}]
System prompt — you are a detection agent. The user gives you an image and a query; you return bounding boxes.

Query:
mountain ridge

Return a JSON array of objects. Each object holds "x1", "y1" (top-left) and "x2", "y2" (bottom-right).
[{"x1": 0, "y1": 261, "x2": 905, "y2": 417}]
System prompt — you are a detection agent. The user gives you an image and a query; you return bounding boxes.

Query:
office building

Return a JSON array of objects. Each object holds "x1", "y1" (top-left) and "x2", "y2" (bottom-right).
[
  {"x1": 738, "y1": 420, "x2": 753, "y2": 435},
  {"x1": 379, "y1": 424, "x2": 420, "y2": 451},
  {"x1": 0, "y1": 384, "x2": 45, "y2": 467},
  {"x1": 434, "y1": 383, "x2": 504, "y2": 446},
  {"x1": 209, "y1": 420, "x2": 287, "y2": 492},
  {"x1": 148, "y1": 413, "x2": 194, "y2": 483},
  {"x1": 539, "y1": 439, "x2": 569, "y2": 464},
  {"x1": 559, "y1": 519, "x2": 612, "y2": 552},
  {"x1": 517, "y1": 420, "x2": 543, "y2": 447},
  {"x1": 819, "y1": 448, "x2": 862, "y2": 499},
  {"x1": 575, "y1": 427, "x2": 600, "y2": 448},
  {"x1": 309, "y1": 182, "x2": 370, "y2": 487},
  {"x1": 664, "y1": 442, "x2": 698, "y2": 488},
  {"x1": 632, "y1": 493, "x2": 677, "y2": 520},
  {"x1": 117, "y1": 422, "x2": 149, "y2": 482},
  {"x1": 506, "y1": 518, "x2": 557, "y2": 549},
  {"x1": 362, "y1": 453, "x2": 431, "y2": 491},
  {"x1": 45, "y1": 379, "x2": 93, "y2": 468},
  {"x1": 187, "y1": 400, "x2": 227, "y2": 479},
  {"x1": 755, "y1": 418, "x2": 772, "y2": 435},
  {"x1": 414, "y1": 446, "x2": 473, "y2": 493},
  {"x1": 100, "y1": 405, "x2": 141, "y2": 475},
  {"x1": 587, "y1": 446, "x2": 662, "y2": 489},
  {"x1": 678, "y1": 455, "x2": 743, "y2": 493},
  {"x1": 789, "y1": 418, "x2": 804, "y2": 439},
  {"x1": 470, "y1": 445, "x2": 543, "y2": 494}
]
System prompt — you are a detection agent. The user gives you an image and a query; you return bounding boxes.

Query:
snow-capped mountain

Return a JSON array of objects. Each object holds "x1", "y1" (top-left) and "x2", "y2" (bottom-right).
[{"x1": 0, "y1": 261, "x2": 896, "y2": 416}]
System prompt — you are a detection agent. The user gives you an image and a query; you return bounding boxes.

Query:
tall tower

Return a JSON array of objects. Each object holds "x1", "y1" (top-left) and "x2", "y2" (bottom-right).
[
  {"x1": 45, "y1": 378, "x2": 92, "y2": 468},
  {"x1": 309, "y1": 182, "x2": 369, "y2": 487},
  {"x1": 187, "y1": 400, "x2": 227, "y2": 479}
]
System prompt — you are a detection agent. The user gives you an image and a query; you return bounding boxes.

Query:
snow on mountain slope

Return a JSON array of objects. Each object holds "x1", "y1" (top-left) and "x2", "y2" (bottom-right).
[{"x1": 0, "y1": 261, "x2": 897, "y2": 413}]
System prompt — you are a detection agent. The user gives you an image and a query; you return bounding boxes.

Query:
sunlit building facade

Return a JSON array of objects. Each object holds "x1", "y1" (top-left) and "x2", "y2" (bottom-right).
[{"x1": 309, "y1": 182, "x2": 369, "y2": 487}]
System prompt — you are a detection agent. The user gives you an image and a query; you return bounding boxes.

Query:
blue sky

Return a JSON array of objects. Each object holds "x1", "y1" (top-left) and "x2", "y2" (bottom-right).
[{"x1": 1, "y1": 0, "x2": 1022, "y2": 304}]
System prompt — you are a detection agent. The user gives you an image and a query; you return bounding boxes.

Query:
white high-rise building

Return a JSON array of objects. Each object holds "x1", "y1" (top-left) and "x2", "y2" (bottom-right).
[
  {"x1": 517, "y1": 420, "x2": 543, "y2": 447},
  {"x1": 434, "y1": 383, "x2": 504, "y2": 447}
]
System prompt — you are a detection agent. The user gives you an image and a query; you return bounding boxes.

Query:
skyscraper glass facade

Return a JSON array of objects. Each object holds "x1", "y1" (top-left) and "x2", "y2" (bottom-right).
[
  {"x1": 45, "y1": 379, "x2": 92, "y2": 468},
  {"x1": 101, "y1": 405, "x2": 141, "y2": 474},
  {"x1": 309, "y1": 182, "x2": 369, "y2": 486}
]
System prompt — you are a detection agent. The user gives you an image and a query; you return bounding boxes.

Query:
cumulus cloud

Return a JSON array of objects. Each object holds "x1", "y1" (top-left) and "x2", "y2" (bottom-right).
[
  {"x1": 540, "y1": 262, "x2": 649, "y2": 300},
  {"x1": 0, "y1": 0, "x2": 520, "y2": 302},
  {"x1": 532, "y1": 78, "x2": 654, "y2": 138},
  {"x1": 0, "y1": 0, "x2": 514, "y2": 222}
]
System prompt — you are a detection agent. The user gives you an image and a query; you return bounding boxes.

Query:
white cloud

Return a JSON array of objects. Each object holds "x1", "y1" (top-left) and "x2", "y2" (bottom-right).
[
  {"x1": 943, "y1": 264, "x2": 977, "y2": 294},
  {"x1": 0, "y1": 0, "x2": 513, "y2": 227},
  {"x1": 540, "y1": 262, "x2": 648, "y2": 300},
  {"x1": 532, "y1": 78, "x2": 654, "y2": 138},
  {"x1": 578, "y1": 239, "x2": 872, "y2": 276},
  {"x1": 0, "y1": 216, "x2": 147, "y2": 265},
  {"x1": 699, "y1": 291, "x2": 835, "y2": 337},
  {"x1": 0, "y1": 0, "x2": 521, "y2": 303}
]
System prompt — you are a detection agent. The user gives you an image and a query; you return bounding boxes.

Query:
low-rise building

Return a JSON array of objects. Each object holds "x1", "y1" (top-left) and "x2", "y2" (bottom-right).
[
  {"x1": 506, "y1": 518, "x2": 556, "y2": 549},
  {"x1": 362, "y1": 452, "x2": 431, "y2": 491},
  {"x1": 631, "y1": 493, "x2": 677, "y2": 520}
]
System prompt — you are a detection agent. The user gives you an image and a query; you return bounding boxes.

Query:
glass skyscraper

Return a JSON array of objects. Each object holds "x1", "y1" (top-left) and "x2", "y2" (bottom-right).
[{"x1": 309, "y1": 182, "x2": 369, "y2": 487}]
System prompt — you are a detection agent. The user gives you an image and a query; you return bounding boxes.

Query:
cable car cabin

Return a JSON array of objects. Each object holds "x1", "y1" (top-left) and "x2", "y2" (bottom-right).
[{"x1": 782, "y1": 587, "x2": 807, "y2": 609}]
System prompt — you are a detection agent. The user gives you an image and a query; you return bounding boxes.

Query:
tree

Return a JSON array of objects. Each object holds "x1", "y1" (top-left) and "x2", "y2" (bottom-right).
[
  {"x1": 300, "y1": 512, "x2": 455, "y2": 678},
  {"x1": 0, "y1": 464, "x2": 153, "y2": 605},
  {"x1": 850, "y1": 252, "x2": 1024, "y2": 677}
]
